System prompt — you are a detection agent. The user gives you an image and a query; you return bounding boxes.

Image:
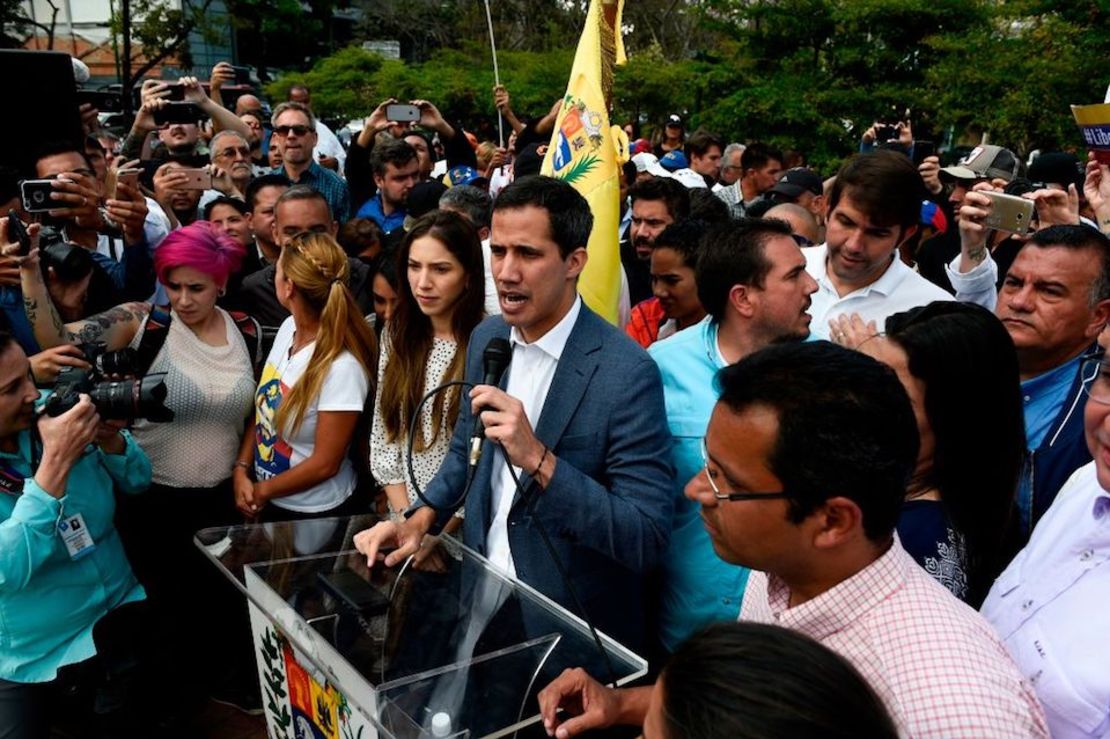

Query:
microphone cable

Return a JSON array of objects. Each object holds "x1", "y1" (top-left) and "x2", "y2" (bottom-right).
[{"x1": 404, "y1": 380, "x2": 620, "y2": 688}]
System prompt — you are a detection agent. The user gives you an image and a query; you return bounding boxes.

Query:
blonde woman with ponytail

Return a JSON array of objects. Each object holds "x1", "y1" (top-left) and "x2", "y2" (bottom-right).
[{"x1": 233, "y1": 230, "x2": 378, "y2": 520}]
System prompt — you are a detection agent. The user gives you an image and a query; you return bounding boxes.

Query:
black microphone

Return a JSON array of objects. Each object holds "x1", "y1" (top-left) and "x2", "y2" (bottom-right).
[{"x1": 469, "y1": 337, "x2": 513, "y2": 468}]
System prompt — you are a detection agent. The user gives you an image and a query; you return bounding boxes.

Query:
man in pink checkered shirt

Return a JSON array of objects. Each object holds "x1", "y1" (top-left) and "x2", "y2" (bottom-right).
[{"x1": 538, "y1": 342, "x2": 1047, "y2": 739}]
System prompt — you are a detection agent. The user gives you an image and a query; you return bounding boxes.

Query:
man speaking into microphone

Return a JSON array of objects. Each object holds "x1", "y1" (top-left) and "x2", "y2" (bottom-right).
[{"x1": 356, "y1": 176, "x2": 674, "y2": 651}]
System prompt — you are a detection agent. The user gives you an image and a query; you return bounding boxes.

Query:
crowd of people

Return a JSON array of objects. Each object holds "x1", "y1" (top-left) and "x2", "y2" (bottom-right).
[{"x1": 2, "y1": 56, "x2": 1110, "y2": 739}]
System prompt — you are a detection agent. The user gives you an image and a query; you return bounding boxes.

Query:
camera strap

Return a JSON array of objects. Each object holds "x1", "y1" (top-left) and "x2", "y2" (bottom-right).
[
  {"x1": 0, "y1": 461, "x2": 24, "y2": 495},
  {"x1": 135, "y1": 307, "x2": 261, "y2": 375}
]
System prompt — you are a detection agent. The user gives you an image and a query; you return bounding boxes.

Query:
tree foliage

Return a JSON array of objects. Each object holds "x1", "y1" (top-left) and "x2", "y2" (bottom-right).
[{"x1": 264, "y1": 0, "x2": 1110, "y2": 172}]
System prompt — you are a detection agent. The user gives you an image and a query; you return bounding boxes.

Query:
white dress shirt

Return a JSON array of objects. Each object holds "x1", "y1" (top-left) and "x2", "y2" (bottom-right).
[
  {"x1": 803, "y1": 244, "x2": 954, "y2": 339},
  {"x1": 982, "y1": 461, "x2": 1110, "y2": 739},
  {"x1": 486, "y1": 297, "x2": 582, "y2": 576}
]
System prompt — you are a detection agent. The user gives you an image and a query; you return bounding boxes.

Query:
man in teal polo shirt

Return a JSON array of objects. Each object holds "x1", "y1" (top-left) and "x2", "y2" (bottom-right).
[{"x1": 649, "y1": 217, "x2": 817, "y2": 653}]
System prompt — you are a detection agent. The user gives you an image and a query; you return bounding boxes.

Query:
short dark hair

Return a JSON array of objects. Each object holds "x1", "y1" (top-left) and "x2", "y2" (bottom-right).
[
  {"x1": 203, "y1": 196, "x2": 248, "y2": 220},
  {"x1": 688, "y1": 188, "x2": 730, "y2": 224},
  {"x1": 716, "y1": 341, "x2": 919, "y2": 541},
  {"x1": 245, "y1": 173, "x2": 291, "y2": 211},
  {"x1": 439, "y1": 185, "x2": 492, "y2": 230},
  {"x1": 685, "y1": 129, "x2": 724, "y2": 159},
  {"x1": 661, "y1": 623, "x2": 898, "y2": 739},
  {"x1": 371, "y1": 138, "x2": 418, "y2": 178},
  {"x1": 275, "y1": 184, "x2": 332, "y2": 221},
  {"x1": 1026, "y1": 224, "x2": 1110, "y2": 304},
  {"x1": 696, "y1": 218, "x2": 792, "y2": 322},
  {"x1": 0, "y1": 330, "x2": 15, "y2": 357},
  {"x1": 652, "y1": 219, "x2": 706, "y2": 269},
  {"x1": 492, "y1": 175, "x2": 592, "y2": 259},
  {"x1": 628, "y1": 177, "x2": 690, "y2": 221},
  {"x1": 740, "y1": 142, "x2": 784, "y2": 173},
  {"x1": 30, "y1": 140, "x2": 93, "y2": 177},
  {"x1": 338, "y1": 218, "x2": 383, "y2": 258},
  {"x1": 827, "y1": 150, "x2": 924, "y2": 230}
]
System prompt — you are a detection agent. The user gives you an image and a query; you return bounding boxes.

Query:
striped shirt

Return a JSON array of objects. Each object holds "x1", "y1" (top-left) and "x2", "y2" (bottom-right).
[{"x1": 740, "y1": 541, "x2": 1048, "y2": 738}]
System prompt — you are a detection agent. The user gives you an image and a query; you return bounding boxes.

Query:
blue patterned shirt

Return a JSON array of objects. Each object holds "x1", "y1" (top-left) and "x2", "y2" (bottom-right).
[{"x1": 271, "y1": 161, "x2": 350, "y2": 223}]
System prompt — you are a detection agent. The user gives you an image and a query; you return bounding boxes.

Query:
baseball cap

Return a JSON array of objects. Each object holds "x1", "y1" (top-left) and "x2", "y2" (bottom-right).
[
  {"x1": 632, "y1": 152, "x2": 670, "y2": 178},
  {"x1": 442, "y1": 165, "x2": 485, "y2": 188},
  {"x1": 670, "y1": 168, "x2": 708, "y2": 189},
  {"x1": 768, "y1": 168, "x2": 823, "y2": 200},
  {"x1": 1027, "y1": 152, "x2": 1082, "y2": 189},
  {"x1": 920, "y1": 200, "x2": 948, "y2": 235},
  {"x1": 940, "y1": 145, "x2": 1021, "y2": 183},
  {"x1": 666, "y1": 114, "x2": 683, "y2": 128},
  {"x1": 659, "y1": 150, "x2": 688, "y2": 172}
]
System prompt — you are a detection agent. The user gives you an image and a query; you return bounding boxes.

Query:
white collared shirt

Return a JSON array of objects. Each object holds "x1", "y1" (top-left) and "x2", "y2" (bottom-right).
[
  {"x1": 804, "y1": 244, "x2": 953, "y2": 339},
  {"x1": 486, "y1": 296, "x2": 583, "y2": 576},
  {"x1": 982, "y1": 461, "x2": 1110, "y2": 739}
]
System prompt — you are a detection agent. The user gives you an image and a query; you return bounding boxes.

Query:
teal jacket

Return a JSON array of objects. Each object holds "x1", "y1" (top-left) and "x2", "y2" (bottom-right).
[{"x1": 0, "y1": 421, "x2": 150, "y2": 683}]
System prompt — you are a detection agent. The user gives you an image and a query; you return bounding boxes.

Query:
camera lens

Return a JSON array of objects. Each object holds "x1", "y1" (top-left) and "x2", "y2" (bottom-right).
[
  {"x1": 88, "y1": 373, "x2": 174, "y2": 423},
  {"x1": 32, "y1": 191, "x2": 45, "y2": 203}
]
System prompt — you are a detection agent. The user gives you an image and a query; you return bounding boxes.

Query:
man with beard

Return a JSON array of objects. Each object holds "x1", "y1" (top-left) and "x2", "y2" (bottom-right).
[
  {"x1": 649, "y1": 217, "x2": 818, "y2": 657},
  {"x1": 805, "y1": 150, "x2": 952, "y2": 340},
  {"x1": 623, "y1": 177, "x2": 689, "y2": 307},
  {"x1": 354, "y1": 139, "x2": 419, "y2": 236}
]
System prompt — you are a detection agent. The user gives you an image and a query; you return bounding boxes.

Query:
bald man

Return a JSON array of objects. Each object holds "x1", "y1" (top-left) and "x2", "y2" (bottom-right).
[{"x1": 765, "y1": 202, "x2": 821, "y2": 247}]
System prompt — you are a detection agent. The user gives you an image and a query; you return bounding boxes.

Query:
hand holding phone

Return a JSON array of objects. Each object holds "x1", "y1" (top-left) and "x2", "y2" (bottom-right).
[
  {"x1": 983, "y1": 191, "x2": 1035, "y2": 234},
  {"x1": 152, "y1": 102, "x2": 205, "y2": 126},
  {"x1": 386, "y1": 103, "x2": 420, "y2": 123}
]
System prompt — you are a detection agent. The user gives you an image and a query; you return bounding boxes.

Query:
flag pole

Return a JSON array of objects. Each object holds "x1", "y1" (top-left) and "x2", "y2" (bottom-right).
[{"x1": 483, "y1": 0, "x2": 504, "y2": 148}]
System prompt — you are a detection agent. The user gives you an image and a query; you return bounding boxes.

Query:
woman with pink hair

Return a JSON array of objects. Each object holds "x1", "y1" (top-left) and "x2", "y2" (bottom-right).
[{"x1": 16, "y1": 220, "x2": 261, "y2": 707}]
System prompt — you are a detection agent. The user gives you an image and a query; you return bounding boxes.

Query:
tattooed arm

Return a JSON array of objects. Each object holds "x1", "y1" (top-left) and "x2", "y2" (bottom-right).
[
  {"x1": 18, "y1": 247, "x2": 147, "y2": 350},
  {"x1": 60, "y1": 302, "x2": 149, "y2": 350}
]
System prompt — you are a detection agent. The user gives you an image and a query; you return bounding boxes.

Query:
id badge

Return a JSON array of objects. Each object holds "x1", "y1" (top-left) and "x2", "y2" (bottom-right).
[{"x1": 58, "y1": 513, "x2": 96, "y2": 560}]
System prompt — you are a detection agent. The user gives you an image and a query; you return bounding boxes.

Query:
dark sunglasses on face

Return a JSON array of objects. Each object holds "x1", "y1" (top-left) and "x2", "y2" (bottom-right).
[{"x1": 274, "y1": 124, "x2": 312, "y2": 137}]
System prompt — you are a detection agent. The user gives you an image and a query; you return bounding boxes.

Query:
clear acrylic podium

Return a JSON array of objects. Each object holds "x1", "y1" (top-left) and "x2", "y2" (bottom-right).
[{"x1": 196, "y1": 514, "x2": 647, "y2": 739}]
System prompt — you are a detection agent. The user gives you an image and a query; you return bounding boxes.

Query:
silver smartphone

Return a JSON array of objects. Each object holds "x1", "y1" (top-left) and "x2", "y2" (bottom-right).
[{"x1": 983, "y1": 191, "x2": 1034, "y2": 234}]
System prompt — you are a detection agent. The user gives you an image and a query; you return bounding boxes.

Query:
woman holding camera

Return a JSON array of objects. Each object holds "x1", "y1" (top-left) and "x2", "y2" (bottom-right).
[
  {"x1": 233, "y1": 231, "x2": 378, "y2": 521},
  {"x1": 11, "y1": 219, "x2": 260, "y2": 706},
  {"x1": 0, "y1": 330, "x2": 153, "y2": 738},
  {"x1": 371, "y1": 211, "x2": 485, "y2": 527}
]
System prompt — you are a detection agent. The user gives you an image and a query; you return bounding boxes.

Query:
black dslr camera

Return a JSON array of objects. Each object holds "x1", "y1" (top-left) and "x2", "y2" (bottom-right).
[{"x1": 43, "y1": 342, "x2": 174, "y2": 422}]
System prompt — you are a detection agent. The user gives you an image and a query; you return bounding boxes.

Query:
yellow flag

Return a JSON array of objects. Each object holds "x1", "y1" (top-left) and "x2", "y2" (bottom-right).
[{"x1": 541, "y1": 0, "x2": 627, "y2": 325}]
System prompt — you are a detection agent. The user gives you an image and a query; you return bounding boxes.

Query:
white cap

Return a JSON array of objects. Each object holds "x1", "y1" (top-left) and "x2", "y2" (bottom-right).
[
  {"x1": 431, "y1": 712, "x2": 452, "y2": 737},
  {"x1": 631, "y1": 152, "x2": 671, "y2": 179},
  {"x1": 670, "y1": 168, "x2": 708, "y2": 189}
]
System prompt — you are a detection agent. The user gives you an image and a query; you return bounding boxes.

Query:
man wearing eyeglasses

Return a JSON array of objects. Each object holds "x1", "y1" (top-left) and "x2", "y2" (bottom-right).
[
  {"x1": 648, "y1": 217, "x2": 816, "y2": 657},
  {"x1": 950, "y1": 220, "x2": 1110, "y2": 536},
  {"x1": 982, "y1": 351, "x2": 1110, "y2": 739},
  {"x1": 269, "y1": 102, "x2": 350, "y2": 224},
  {"x1": 538, "y1": 342, "x2": 1048, "y2": 739}
]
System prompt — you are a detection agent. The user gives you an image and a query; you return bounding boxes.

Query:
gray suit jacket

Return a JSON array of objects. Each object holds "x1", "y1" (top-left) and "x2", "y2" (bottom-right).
[{"x1": 418, "y1": 304, "x2": 675, "y2": 650}]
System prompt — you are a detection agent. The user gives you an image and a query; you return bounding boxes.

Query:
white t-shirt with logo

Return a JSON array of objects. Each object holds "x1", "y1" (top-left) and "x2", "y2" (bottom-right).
[{"x1": 252, "y1": 317, "x2": 369, "y2": 513}]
